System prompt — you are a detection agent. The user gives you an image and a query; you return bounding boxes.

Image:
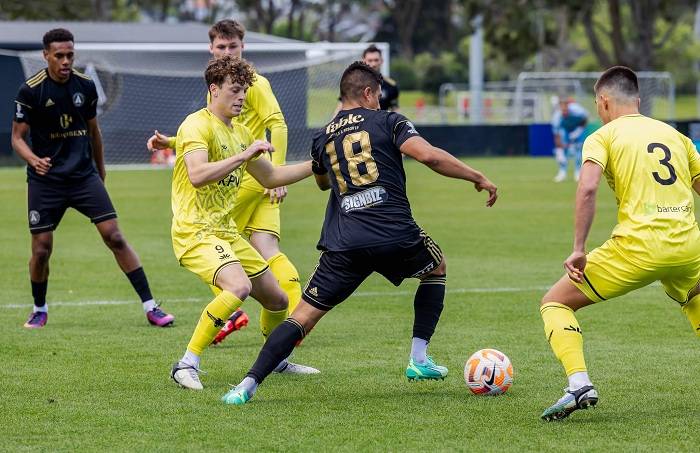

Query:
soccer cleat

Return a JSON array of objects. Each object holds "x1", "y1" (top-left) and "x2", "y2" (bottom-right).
[
  {"x1": 24, "y1": 311, "x2": 48, "y2": 329},
  {"x1": 574, "y1": 170, "x2": 581, "y2": 182},
  {"x1": 211, "y1": 309, "x2": 249, "y2": 345},
  {"x1": 146, "y1": 305, "x2": 175, "y2": 327},
  {"x1": 274, "y1": 360, "x2": 320, "y2": 375},
  {"x1": 221, "y1": 385, "x2": 251, "y2": 405},
  {"x1": 171, "y1": 362, "x2": 204, "y2": 390},
  {"x1": 553, "y1": 170, "x2": 567, "y2": 183},
  {"x1": 405, "y1": 356, "x2": 448, "y2": 381},
  {"x1": 540, "y1": 385, "x2": 598, "y2": 421}
]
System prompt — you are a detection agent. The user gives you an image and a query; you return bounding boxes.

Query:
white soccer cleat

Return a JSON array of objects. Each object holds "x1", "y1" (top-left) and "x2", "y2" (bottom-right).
[
  {"x1": 171, "y1": 362, "x2": 204, "y2": 390},
  {"x1": 553, "y1": 170, "x2": 567, "y2": 183},
  {"x1": 274, "y1": 360, "x2": 320, "y2": 375}
]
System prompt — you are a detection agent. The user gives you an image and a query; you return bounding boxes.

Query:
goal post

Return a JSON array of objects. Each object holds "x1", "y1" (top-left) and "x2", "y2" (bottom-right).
[{"x1": 513, "y1": 71, "x2": 675, "y2": 123}]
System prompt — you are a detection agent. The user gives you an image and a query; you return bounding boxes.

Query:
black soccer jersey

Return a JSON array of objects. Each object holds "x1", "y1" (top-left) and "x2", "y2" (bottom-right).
[
  {"x1": 14, "y1": 68, "x2": 99, "y2": 183},
  {"x1": 310, "y1": 108, "x2": 421, "y2": 251},
  {"x1": 379, "y1": 77, "x2": 399, "y2": 111}
]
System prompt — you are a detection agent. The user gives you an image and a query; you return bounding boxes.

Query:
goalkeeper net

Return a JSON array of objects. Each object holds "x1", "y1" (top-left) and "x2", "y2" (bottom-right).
[
  {"x1": 16, "y1": 42, "x2": 380, "y2": 165},
  {"x1": 512, "y1": 71, "x2": 675, "y2": 123}
]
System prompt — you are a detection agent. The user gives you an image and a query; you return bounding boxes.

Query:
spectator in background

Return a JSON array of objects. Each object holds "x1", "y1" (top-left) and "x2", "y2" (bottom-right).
[
  {"x1": 362, "y1": 44, "x2": 400, "y2": 111},
  {"x1": 552, "y1": 97, "x2": 588, "y2": 182}
]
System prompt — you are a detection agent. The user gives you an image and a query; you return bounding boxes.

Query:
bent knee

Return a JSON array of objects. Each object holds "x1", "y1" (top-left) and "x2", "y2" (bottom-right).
[
  {"x1": 103, "y1": 230, "x2": 127, "y2": 251},
  {"x1": 428, "y1": 257, "x2": 446, "y2": 276},
  {"x1": 265, "y1": 292, "x2": 288, "y2": 311},
  {"x1": 220, "y1": 280, "x2": 252, "y2": 301}
]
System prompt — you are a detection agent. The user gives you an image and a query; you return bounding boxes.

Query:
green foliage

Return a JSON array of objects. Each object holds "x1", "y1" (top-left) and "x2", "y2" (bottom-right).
[
  {"x1": 1, "y1": 162, "x2": 700, "y2": 450},
  {"x1": 390, "y1": 57, "x2": 418, "y2": 90}
]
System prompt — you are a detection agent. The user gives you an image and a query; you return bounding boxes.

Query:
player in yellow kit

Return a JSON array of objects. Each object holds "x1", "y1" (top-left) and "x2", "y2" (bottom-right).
[
  {"x1": 539, "y1": 66, "x2": 700, "y2": 421},
  {"x1": 169, "y1": 56, "x2": 318, "y2": 390},
  {"x1": 148, "y1": 20, "x2": 302, "y2": 345}
]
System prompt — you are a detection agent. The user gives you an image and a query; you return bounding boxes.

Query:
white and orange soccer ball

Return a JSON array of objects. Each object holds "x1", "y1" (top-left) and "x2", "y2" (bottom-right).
[{"x1": 464, "y1": 348, "x2": 514, "y2": 395}]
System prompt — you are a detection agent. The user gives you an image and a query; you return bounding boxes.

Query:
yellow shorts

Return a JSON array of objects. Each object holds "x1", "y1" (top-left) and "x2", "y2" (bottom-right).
[
  {"x1": 574, "y1": 238, "x2": 700, "y2": 304},
  {"x1": 179, "y1": 232, "x2": 269, "y2": 286},
  {"x1": 232, "y1": 186, "x2": 281, "y2": 238}
]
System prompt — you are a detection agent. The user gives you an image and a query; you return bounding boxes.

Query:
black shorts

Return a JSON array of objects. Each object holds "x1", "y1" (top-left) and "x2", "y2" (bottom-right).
[
  {"x1": 27, "y1": 174, "x2": 117, "y2": 234},
  {"x1": 302, "y1": 231, "x2": 443, "y2": 311}
]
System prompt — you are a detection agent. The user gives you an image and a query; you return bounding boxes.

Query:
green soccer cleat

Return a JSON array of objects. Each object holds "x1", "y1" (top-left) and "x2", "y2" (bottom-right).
[
  {"x1": 405, "y1": 357, "x2": 448, "y2": 381},
  {"x1": 541, "y1": 385, "x2": 598, "y2": 421},
  {"x1": 221, "y1": 385, "x2": 251, "y2": 405}
]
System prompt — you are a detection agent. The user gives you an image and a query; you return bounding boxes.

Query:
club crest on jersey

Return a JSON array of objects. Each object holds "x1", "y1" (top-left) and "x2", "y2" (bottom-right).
[
  {"x1": 15, "y1": 103, "x2": 24, "y2": 119},
  {"x1": 29, "y1": 210, "x2": 40, "y2": 225},
  {"x1": 59, "y1": 114, "x2": 73, "y2": 129},
  {"x1": 341, "y1": 186, "x2": 388, "y2": 213},
  {"x1": 326, "y1": 113, "x2": 365, "y2": 134},
  {"x1": 72, "y1": 92, "x2": 84, "y2": 107}
]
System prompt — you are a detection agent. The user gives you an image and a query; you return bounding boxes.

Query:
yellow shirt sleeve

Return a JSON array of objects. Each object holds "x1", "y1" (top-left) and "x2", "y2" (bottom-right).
[
  {"x1": 248, "y1": 75, "x2": 288, "y2": 166},
  {"x1": 582, "y1": 130, "x2": 609, "y2": 170},
  {"x1": 178, "y1": 115, "x2": 211, "y2": 156},
  {"x1": 683, "y1": 135, "x2": 700, "y2": 182}
]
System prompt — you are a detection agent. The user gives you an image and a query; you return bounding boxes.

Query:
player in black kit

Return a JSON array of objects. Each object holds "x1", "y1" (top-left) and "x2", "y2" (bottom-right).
[
  {"x1": 362, "y1": 44, "x2": 399, "y2": 111},
  {"x1": 222, "y1": 61, "x2": 498, "y2": 405},
  {"x1": 11, "y1": 28, "x2": 174, "y2": 329}
]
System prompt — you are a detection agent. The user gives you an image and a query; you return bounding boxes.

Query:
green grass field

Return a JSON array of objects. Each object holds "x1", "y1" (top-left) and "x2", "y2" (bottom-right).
[{"x1": 1, "y1": 158, "x2": 699, "y2": 452}]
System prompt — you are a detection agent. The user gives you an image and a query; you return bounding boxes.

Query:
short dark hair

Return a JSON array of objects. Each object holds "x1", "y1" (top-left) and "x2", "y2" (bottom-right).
[
  {"x1": 209, "y1": 19, "x2": 245, "y2": 43},
  {"x1": 205, "y1": 55, "x2": 256, "y2": 90},
  {"x1": 340, "y1": 61, "x2": 383, "y2": 101},
  {"x1": 594, "y1": 66, "x2": 639, "y2": 98},
  {"x1": 362, "y1": 44, "x2": 382, "y2": 58},
  {"x1": 43, "y1": 28, "x2": 74, "y2": 49}
]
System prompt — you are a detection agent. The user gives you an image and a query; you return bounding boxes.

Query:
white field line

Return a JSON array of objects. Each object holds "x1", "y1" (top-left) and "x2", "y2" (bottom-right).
[{"x1": 0, "y1": 285, "x2": 550, "y2": 310}]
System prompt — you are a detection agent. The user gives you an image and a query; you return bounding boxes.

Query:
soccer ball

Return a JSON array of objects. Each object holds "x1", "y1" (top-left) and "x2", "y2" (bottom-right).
[{"x1": 464, "y1": 348, "x2": 513, "y2": 395}]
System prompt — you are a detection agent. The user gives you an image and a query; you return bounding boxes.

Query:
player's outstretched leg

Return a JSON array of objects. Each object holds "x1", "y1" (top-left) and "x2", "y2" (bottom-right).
[
  {"x1": 250, "y1": 270, "x2": 319, "y2": 375},
  {"x1": 406, "y1": 258, "x2": 448, "y2": 381},
  {"x1": 96, "y1": 219, "x2": 174, "y2": 326},
  {"x1": 222, "y1": 301, "x2": 324, "y2": 405},
  {"x1": 25, "y1": 232, "x2": 52, "y2": 329},
  {"x1": 540, "y1": 276, "x2": 597, "y2": 421}
]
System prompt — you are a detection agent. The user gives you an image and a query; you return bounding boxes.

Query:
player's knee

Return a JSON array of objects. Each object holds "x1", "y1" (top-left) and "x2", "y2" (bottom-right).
[
  {"x1": 266, "y1": 291, "x2": 288, "y2": 312},
  {"x1": 31, "y1": 240, "x2": 52, "y2": 264},
  {"x1": 428, "y1": 257, "x2": 446, "y2": 276},
  {"x1": 103, "y1": 230, "x2": 127, "y2": 251},
  {"x1": 221, "y1": 280, "x2": 252, "y2": 301}
]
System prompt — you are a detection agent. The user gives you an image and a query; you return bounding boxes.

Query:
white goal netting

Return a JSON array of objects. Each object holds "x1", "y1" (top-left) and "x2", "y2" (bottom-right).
[
  {"x1": 17, "y1": 43, "x2": 377, "y2": 165},
  {"x1": 438, "y1": 71, "x2": 675, "y2": 125}
]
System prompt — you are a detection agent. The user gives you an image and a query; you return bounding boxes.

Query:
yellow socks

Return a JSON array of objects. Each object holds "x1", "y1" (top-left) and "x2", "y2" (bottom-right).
[
  {"x1": 540, "y1": 302, "x2": 587, "y2": 376},
  {"x1": 268, "y1": 252, "x2": 301, "y2": 313},
  {"x1": 682, "y1": 294, "x2": 700, "y2": 337},
  {"x1": 260, "y1": 307, "x2": 287, "y2": 339},
  {"x1": 187, "y1": 290, "x2": 242, "y2": 355}
]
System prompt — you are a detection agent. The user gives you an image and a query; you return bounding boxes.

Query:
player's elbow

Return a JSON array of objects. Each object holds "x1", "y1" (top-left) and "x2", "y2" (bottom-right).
[
  {"x1": 415, "y1": 150, "x2": 440, "y2": 168},
  {"x1": 577, "y1": 183, "x2": 597, "y2": 199},
  {"x1": 188, "y1": 173, "x2": 207, "y2": 189}
]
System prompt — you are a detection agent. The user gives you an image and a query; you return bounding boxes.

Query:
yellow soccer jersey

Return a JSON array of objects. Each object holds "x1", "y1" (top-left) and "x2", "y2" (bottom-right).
[
  {"x1": 171, "y1": 108, "x2": 255, "y2": 259},
  {"x1": 583, "y1": 114, "x2": 700, "y2": 267},
  {"x1": 233, "y1": 73, "x2": 288, "y2": 191}
]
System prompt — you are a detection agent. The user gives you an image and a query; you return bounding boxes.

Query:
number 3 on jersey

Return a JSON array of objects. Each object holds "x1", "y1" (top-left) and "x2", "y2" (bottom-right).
[
  {"x1": 647, "y1": 142, "x2": 677, "y2": 186},
  {"x1": 325, "y1": 131, "x2": 379, "y2": 194}
]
